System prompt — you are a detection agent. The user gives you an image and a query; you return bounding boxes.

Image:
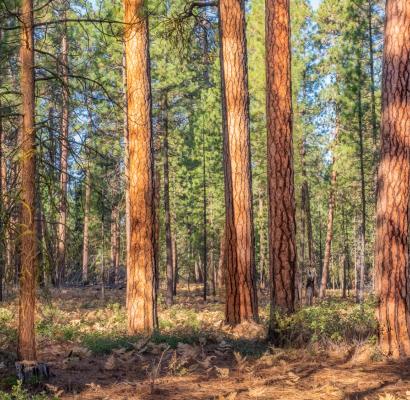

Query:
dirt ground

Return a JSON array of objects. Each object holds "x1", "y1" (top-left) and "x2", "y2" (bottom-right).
[{"x1": 1, "y1": 287, "x2": 410, "y2": 400}]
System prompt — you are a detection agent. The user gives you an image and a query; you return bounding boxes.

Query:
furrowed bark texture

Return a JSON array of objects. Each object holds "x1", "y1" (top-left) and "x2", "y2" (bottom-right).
[
  {"x1": 18, "y1": 0, "x2": 37, "y2": 361},
  {"x1": 124, "y1": 0, "x2": 156, "y2": 334},
  {"x1": 218, "y1": 0, "x2": 258, "y2": 324},
  {"x1": 265, "y1": 0, "x2": 296, "y2": 319},
  {"x1": 375, "y1": 0, "x2": 410, "y2": 358}
]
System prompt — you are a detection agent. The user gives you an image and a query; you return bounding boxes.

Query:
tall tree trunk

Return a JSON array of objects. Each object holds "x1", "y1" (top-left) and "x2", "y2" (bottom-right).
[
  {"x1": 56, "y1": 19, "x2": 69, "y2": 287},
  {"x1": 202, "y1": 121, "x2": 207, "y2": 301},
  {"x1": 124, "y1": 0, "x2": 156, "y2": 334},
  {"x1": 257, "y1": 194, "x2": 266, "y2": 290},
  {"x1": 18, "y1": 0, "x2": 37, "y2": 361},
  {"x1": 82, "y1": 168, "x2": 90, "y2": 284},
  {"x1": 266, "y1": 0, "x2": 296, "y2": 331},
  {"x1": 111, "y1": 206, "x2": 120, "y2": 285},
  {"x1": 319, "y1": 119, "x2": 339, "y2": 299},
  {"x1": 218, "y1": 0, "x2": 258, "y2": 325},
  {"x1": 153, "y1": 168, "x2": 160, "y2": 325},
  {"x1": 375, "y1": 0, "x2": 410, "y2": 358},
  {"x1": 367, "y1": 0, "x2": 378, "y2": 145},
  {"x1": 356, "y1": 57, "x2": 366, "y2": 304},
  {"x1": 122, "y1": 52, "x2": 130, "y2": 276},
  {"x1": 162, "y1": 93, "x2": 174, "y2": 307}
]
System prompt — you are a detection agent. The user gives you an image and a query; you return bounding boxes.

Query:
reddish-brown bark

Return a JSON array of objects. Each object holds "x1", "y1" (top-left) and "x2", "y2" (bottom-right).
[
  {"x1": 18, "y1": 0, "x2": 37, "y2": 361},
  {"x1": 124, "y1": 0, "x2": 156, "y2": 334},
  {"x1": 375, "y1": 0, "x2": 410, "y2": 358},
  {"x1": 218, "y1": 0, "x2": 258, "y2": 324},
  {"x1": 265, "y1": 0, "x2": 296, "y2": 321}
]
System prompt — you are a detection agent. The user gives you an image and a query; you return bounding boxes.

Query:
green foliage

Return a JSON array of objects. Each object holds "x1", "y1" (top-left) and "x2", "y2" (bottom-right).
[
  {"x1": 272, "y1": 298, "x2": 377, "y2": 347},
  {"x1": 0, "y1": 381, "x2": 52, "y2": 400}
]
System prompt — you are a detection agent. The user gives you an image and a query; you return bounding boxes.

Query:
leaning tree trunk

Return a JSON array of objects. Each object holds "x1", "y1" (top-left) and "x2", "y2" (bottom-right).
[
  {"x1": 218, "y1": 0, "x2": 258, "y2": 325},
  {"x1": 56, "y1": 19, "x2": 69, "y2": 287},
  {"x1": 18, "y1": 0, "x2": 37, "y2": 361},
  {"x1": 375, "y1": 0, "x2": 410, "y2": 358},
  {"x1": 124, "y1": 0, "x2": 156, "y2": 334},
  {"x1": 266, "y1": 0, "x2": 296, "y2": 333}
]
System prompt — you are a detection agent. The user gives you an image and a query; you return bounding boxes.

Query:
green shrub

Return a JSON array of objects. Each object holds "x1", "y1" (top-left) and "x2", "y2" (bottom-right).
[
  {"x1": 0, "y1": 381, "x2": 53, "y2": 400},
  {"x1": 271, "y1": 297, "x2": 377, "y2": 346}
]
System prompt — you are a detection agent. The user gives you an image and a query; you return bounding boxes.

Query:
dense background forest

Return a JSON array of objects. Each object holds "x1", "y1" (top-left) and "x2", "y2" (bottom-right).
[
  {"x1": 0, "y1": 0, "x2": 385, "y2": 304},
  {"x1": 0, "y1": 0, "x2": 410, "y2": 398}
]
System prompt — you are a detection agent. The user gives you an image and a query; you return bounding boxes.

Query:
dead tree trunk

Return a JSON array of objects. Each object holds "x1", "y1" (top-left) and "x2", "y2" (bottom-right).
[
  {"x1": 219, "y1": 0, "x2": 258, "y2": 324},
  {"x1": 375, "y1": 0, "x2": 410, "y2": 358}
]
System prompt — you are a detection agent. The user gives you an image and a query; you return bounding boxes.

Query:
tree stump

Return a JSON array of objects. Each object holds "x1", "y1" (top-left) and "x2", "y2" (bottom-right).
[{"x1": 15, "y1": 361, "x2": 50, "y2": 383}]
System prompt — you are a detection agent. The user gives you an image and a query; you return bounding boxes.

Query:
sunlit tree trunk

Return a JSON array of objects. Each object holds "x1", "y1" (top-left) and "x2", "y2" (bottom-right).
[
  {"x1": 219, "y1": 0, "x2": 258, "y2": 325},
  {"x1": 56, "y1": 19, "x2": 69, "y2": 286},
  {"x1": 18, "y1": 0, "x2": 37, "y2": 361},
  {"x1": 124, "y1": 0, "x2": 156, "y2": 334},
  {"x1": 266, "y1": 0, "x2": 296, "y2": 332},
  {"x1": 82, "y1": 168, "x2": 90, "y2": 284},
  {"x1": 375, "y1": 0, "x2": 410, "y2": 358}
]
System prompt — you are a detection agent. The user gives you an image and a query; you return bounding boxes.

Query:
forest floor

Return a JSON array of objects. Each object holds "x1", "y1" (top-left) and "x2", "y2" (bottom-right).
[{"x1": 1, "y1": 285, "x2": 410, "y2": 400}]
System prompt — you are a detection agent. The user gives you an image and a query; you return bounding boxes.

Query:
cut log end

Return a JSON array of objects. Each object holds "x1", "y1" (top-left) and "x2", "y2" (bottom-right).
[{"x1": 15, "y1": 361, "x2": 50, "y2": 383}]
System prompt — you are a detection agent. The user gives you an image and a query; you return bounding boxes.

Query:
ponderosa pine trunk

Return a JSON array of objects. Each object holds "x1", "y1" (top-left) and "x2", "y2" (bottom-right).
[
  {"x1": 56, "y1": 19, "x2": 69, "y2": 287},
  {"x1": 124, "y1": 0, "x2": 156, "y2": 334},
  {"x1": 266, "y1": 0, "x2": 296, "y2": 328},
  {"x1": 82, "y1": 168, "x2": 90, "y2": 284},
  {"x1": 18, "y1": 0, "x2": 37, "y2": 361},
  {"x1": 319, "y1": 119, "x2": 339, "y2": 299},
  {"x1": 375, "y1": 0, "x2": 410, "y2": 358},
  {"x1": 172, "y1": 236, "x2": 178, "y2": 296},
  {"x1": 219, "y1": 0, "x2": 258, "y2": 325},
  {"x1": 162, "y1": 93, "x2": 173, "y2": 307}
]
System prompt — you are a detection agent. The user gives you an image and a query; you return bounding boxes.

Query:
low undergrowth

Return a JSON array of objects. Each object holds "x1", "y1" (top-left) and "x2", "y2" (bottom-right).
[{"x1": 272, "y1": 296, "x2": 378, "y2": 347}]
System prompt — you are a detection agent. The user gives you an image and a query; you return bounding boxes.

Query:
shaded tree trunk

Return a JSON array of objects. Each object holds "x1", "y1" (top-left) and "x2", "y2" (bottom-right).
[
  {"x1": 56, "y1": 19, "x2": 69, "y2": 287},
  {"x1": 124, "y1": 0, "x2": 156, "y2": 334},
  {"x1": 319, "y1": 119, "x2": 339, "y2": 299},
  {"x1": 18, "y1": 0, "x2": 37, "y2": 361},
  {"x1": 218, "y1": 0, "x2": 258, "y2": 325},
  {"x1": 82, "y1": 168, "x2": 90, "y2": 284},
  {"x1": 266, "y1": 0, "x2": 296, "y2": 332},
  {"x1": 162, "y1": 93, "x2": 173, "y2": 307},
  {"x1": 356, "y1": 56, "x2": 366, "y2": 304},
  {"x1": 172, "y1": 236, "x2": 178, "y2": 296},
  {"x1": 111, "y1": 206, "x2": 120, "y2": 285},
  {"x1": 375, "y1": 0, "x2": 410, "y2": 358},
  {"x1": 122, "y1": 52, "x2": 130, "y2": 276}
]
